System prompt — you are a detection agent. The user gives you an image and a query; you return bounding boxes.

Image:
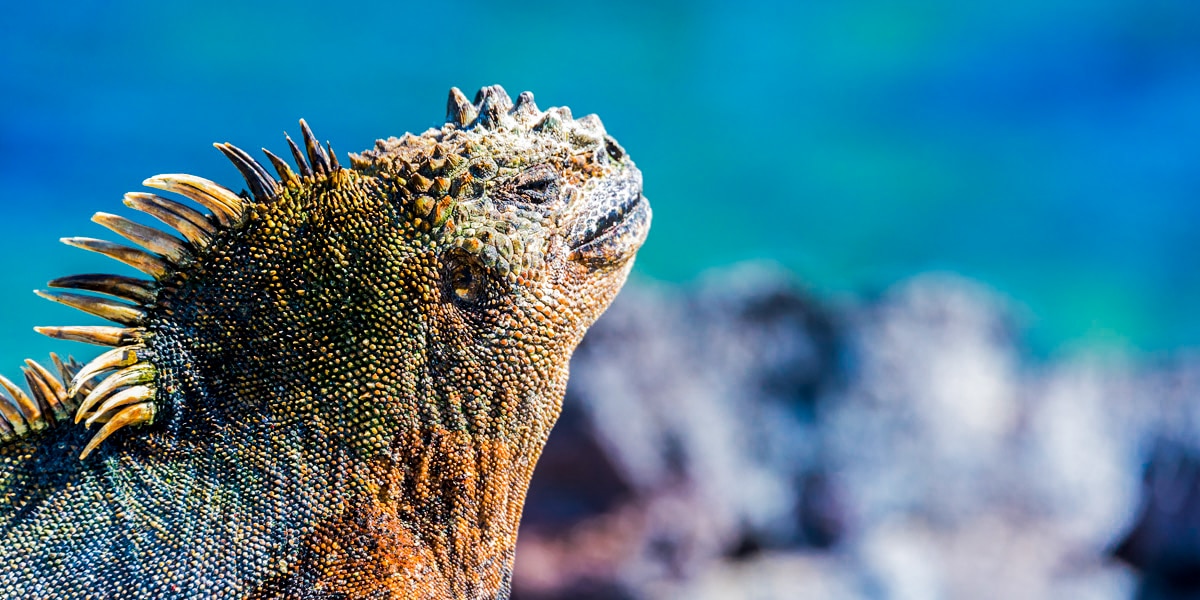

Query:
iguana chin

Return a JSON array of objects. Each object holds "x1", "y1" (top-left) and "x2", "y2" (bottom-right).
[{"x1": 0, "y1": 85, "x2": 649, "y2": 599}]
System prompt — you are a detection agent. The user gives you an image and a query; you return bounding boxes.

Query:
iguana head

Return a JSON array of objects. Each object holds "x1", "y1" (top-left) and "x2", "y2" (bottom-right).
[{"x1": 23, "y1": 85, "x2": 648, "y2": 597}]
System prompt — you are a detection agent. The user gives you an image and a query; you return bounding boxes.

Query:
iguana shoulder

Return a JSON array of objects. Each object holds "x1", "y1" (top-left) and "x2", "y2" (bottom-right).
[{"x1": 0, "y1": 86, "x2": 649, "y2": 599}]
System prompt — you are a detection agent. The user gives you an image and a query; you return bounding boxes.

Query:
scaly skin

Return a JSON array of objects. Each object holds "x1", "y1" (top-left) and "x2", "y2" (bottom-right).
[{"x1": 0, "y1": 85, "x2": 649, "y2": 599}]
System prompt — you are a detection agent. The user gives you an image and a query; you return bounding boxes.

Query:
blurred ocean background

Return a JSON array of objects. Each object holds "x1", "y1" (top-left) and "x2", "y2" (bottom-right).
[
  {"x1": 4, "y1": 1, "x2": 1200, "y2": 598},
  {"x1": 4, "y1": 0, "x2": 1200, "y2": 359}
]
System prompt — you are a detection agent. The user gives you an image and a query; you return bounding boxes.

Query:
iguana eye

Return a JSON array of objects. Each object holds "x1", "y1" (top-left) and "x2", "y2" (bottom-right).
[
  {"x1": 509, "y1": 164, "x2": 560, "y2": 204},
  {"x1": 604, "y1": 135, "x2": 625, "y2": 161},
  {"x1": 443, "y1": 250, "x2": 487, "y2": 305}
]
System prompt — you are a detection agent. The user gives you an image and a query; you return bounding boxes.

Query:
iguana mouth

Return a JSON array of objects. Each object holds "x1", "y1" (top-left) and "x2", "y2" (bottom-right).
[{"x1": 568, "y1": 174, "x2": 651, "y2": 267}]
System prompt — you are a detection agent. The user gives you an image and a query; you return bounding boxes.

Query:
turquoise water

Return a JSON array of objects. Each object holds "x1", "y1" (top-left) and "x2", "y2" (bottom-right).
[{"x1": 2, "y1": 0, "x2": 1200, "y2": 367}]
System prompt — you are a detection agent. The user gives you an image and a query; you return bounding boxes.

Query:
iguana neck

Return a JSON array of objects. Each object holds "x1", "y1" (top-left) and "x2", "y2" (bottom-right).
[{"x1": 130, "y1": 179, "x2": 567, "y2": 597}]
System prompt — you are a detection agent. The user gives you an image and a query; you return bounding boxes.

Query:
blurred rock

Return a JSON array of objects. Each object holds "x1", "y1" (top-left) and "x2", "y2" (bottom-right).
[
  {"x1": 512, "y1": 264, "x2": 1197, "y2": 599},
  {"x1": 1113, "y1": 442, "x2": 1200, "y2": 600},
  {"x1": 828, "y1": 274, "x2": 1140, "y2": 599},
  {"x1": 513, "y1": 263, "x2": 843, "y2": 598}
]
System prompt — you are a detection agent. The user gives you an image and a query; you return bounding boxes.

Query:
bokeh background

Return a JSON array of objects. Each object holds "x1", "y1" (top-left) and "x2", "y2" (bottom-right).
[{"x1": 3, "y1": 1, "x2": 1200, "y2": 598}]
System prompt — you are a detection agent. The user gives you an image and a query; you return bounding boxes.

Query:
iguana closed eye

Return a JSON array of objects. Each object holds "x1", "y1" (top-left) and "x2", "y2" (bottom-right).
[{"x1": 0, "y1": 85, "x2": 649, "y2": 599}]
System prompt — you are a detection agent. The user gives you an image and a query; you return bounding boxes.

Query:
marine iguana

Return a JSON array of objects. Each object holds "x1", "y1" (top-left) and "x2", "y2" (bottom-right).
[{"x1": 0, "y1": 85, "x2": 650, "y2": 599}]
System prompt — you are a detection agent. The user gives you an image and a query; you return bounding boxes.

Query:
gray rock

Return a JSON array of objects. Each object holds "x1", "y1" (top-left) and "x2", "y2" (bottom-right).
[{"x1": 513, "y1": 264, "x2": 1194, "y2": 599}]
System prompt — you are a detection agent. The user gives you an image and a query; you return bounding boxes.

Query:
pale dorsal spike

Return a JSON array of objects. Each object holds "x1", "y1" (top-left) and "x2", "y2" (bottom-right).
[
  {"x1": 22, "y1": 367, "x2": 59, "y2": 423},
  {"x1": 326, "y1": 142, "x2": 341, "y2": 171},
  {"x1": 68, "y1": 346, "x2": 140, "y2": 398},
  {"x1": 142, "y1": 174, "x2": 243, "y2": 227},
  {"x1": 79, "y1": 402, "x2": 155, "y2": 460},
  {"x1": 214, "y1": 143, "x2": 279, "y2": 202},
  {"x1": 34, "y1": 290, "x2": 147, "y2": 327},
  {"x1": 298, "y1": 119, "x2": 331, "y2": 175},
  {"x1": 23, "y1": 360, "x2": 71, "y2": 422},
  {"x1": 92, "y1": 212, "x2": 191, "y2": 265},
  {"x1": 0, "y1": 392, "x2": 25, "y2": 440},
  {"x1": 48, "y1": 274, "x2": 156, "y2": 305},
  {"x1": 60, "y1": 237, "x2": 168, "y2": 280},
  {"x1": 50, "y1": 353, "x2": 76, "y2": 395},
  {"x1": 34, "y1": 325, "x2": 142, "y2": 347},
  {"x1": 447, "y1": 87, "x2": 478, "y2": 127},
  {"x1": 225, "y1": 143, "x2": 278, "y2": 192},
  {"x1": 123, "y1": 192, "x2": 215, "y2": 248},
  {"x1": 0, "y1": 385, "x2": 28, "y2": 438},
  {"x1": 53, "y1": 354, "x2": 97, "y2": 403},
  {"x1": 473, "y1": 85, "x2": 514, "y2": 129},
  {"x1": 76, "y1": 363, "x2": 155, "y2": 424},
  {"x1": 284, "y1": 132, "x2": 314, "y2": 179},
  {"x1": 261, "y1": 148, "x2": 298, "y2": 187},
  {"x1": 25, "y1": 360, "x2": 67, "y2": 405},
  {"x1": 64, "y1": 356, "x2": 85, "y2": 386},
  {"x1": 512, "y1": 91, "x2": 539, "y2": 118},
  {"x1": 0, "y1": 374, "x2": 41, "y2": 432},
  {"x1": 69, "y1": 361, "x2": 99, "y2": 397},
  {"x1": 84, "y1": 384, "x2": 154, "y2": 428}
]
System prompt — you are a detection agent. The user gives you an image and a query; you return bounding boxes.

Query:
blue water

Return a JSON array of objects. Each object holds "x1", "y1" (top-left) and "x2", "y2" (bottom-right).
[{"x1": 3, "y1": 0, "x2": 1200, "y2": 368}]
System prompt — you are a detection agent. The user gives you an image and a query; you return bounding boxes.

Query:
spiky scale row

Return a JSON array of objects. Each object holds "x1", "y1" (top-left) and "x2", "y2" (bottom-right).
[
  {"x1": 0, "y1": 354, "x2": 98, "y2": 443},
  {"x1": 24, "y1": 359, "x2": 71, "y2": 421},
  {"x1": 0, "y1": 373, "x2": 40, "y2": 434},
  {"x1": 143, "y1": 174, "x2": 245, "y2": 227},
  {"x1": 22, "y1": 121, "x2": 344, "y2": 458},
  {"x1": 68, "y1": 345, "x2": 140, "y2": 397},
  {"x1": 7, "y1": 131, "x2": 291, "y2": 452},
  {"x1": 123, "y1": 192, "x2": 216, "y2": 247},
  {"x1": 0, "y1": 392, "x2": 25, "y2": 439},
  {"x1": 92, "y1": 212, "x2": 192, "y2": 265}
]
